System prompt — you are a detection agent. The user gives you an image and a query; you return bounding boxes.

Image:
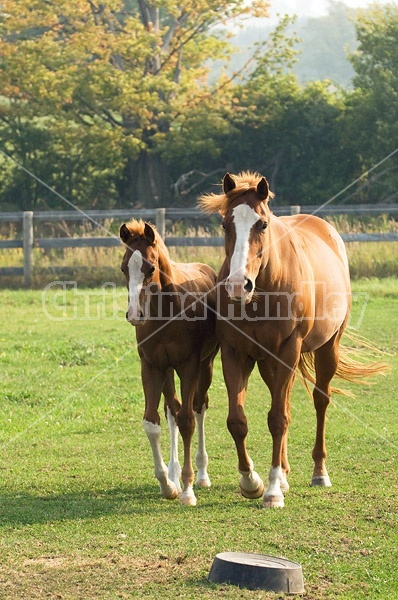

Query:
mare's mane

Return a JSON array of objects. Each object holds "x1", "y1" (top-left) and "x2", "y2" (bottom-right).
[{"x1": 199, "y1": 171, "x2": 275, "y2": 215}]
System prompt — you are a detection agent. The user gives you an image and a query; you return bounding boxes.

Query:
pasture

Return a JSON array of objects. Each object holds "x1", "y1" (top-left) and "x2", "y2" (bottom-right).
[{"x1": 0, "y1": 279, "x2": 397, "y2": 599}]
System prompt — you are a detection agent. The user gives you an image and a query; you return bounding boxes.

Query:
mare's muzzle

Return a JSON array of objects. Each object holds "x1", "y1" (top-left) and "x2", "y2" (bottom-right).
[{"x1": 226, "y1": 277, "x2": 254, "y2": 303}]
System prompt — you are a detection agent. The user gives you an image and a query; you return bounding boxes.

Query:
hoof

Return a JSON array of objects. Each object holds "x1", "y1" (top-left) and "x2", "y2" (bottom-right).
[
  {"x1": 180, "y1": 489, "x2": 197, "y2": 506},
  {"x1": 280, "y1": 478, "x2": 290, "y2": 493},
  {"x1": 262, "y1": 494, "x2": 284, "y2": 508},
  {"x1": 240, "y1": 481, "x2": 264, "y2": 499},
  {"x1": 311, "y1": 475, "x2": 332, "y2": 487},
  {"x1": 196, "y1": 477, "x2": 211, "y2": 488},
  {"x1": 168, "y1": 466, "x2": 182, "y2": 494},
  {"x1": 160, "y1": 481, "x2": 179, "y2": 500}
]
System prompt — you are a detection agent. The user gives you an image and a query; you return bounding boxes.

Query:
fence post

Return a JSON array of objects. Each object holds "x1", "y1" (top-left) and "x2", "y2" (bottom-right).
[
  {"x1": 23, "y1": 211, "x2": 33, "y2": 287},
  {"x1": 156, "y1": 207, "x2": 166, "y2": 239},
  {"x1": 290, "y1": 205, "x2": 301, "y2": 215}
]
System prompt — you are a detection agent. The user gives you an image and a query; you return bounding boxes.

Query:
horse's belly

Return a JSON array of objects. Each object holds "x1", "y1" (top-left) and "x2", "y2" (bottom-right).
[
  {"x1": 137, "y1": 322, "x2": 215, "y2": 369},
  {"x1": 217, "y1": 319, "x2": 287, "y2": 361}
]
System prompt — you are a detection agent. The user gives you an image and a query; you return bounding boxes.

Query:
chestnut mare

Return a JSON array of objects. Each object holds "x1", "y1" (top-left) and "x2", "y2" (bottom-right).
[
  {"x1": 200, "y1": 171, "x2": 384, "y2": 508},
  {"x1": 120, "y1": 220, "x2": 218, "y2": 506}
]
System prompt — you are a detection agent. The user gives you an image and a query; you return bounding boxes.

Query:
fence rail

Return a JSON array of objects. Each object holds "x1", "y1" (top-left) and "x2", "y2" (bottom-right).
[{"x1": 1, "y1": 205, "x2": 397, "y2": 286}]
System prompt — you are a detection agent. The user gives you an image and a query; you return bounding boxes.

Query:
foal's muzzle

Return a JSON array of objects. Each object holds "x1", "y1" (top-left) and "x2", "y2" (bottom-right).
[{"x1": 126, "y1": 309, "x2": 146, "y2": 326}]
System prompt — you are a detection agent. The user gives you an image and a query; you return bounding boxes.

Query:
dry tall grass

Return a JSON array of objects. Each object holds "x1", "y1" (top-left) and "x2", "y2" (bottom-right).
[{"x1": 0, "y1": 216, "x2": 396, "y2": 287}]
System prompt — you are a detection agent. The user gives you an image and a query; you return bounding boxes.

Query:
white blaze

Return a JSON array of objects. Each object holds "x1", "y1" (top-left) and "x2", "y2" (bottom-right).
[
  {"x1": 229, "y1": 204, "x2": 259, "y2": 283},
  {"x1": 127, "y1": 250, "x2": 144, "y2": 321}
]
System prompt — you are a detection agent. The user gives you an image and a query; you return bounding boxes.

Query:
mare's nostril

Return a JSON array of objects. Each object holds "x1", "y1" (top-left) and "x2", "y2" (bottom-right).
[{"x1": 244, "y1": 279, "x2": 253, "y2": 293}]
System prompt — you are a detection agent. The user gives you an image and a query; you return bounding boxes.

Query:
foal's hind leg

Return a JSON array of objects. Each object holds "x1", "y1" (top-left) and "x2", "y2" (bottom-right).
[
  {"x1": 311, "y1": 332, "x2": 340, "y2": 487},
  {"x1": 163, "y1": 369, "x2": 182, "y2": 495},
  {"x1": 193, "y1": 354, "x2": 215, "y2": 489}
]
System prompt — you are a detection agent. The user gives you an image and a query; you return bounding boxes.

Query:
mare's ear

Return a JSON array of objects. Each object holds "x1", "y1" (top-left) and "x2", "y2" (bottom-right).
[
  {"x1": 120, "y1": 223, "x2": 131, "y2": 243},
  {"x1": 223, "y1": 173, "x2": 236, "y2": 194},
  {"x1": 144, "y1": 222, "x2": 156, "y2": 245},
  {"x1": 257, "y1": 177, "x2": 269, "y2": 200}
]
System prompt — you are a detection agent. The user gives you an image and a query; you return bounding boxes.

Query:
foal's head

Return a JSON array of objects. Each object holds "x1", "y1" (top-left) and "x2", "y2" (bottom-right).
[
  {"x1": 200, "y1": 172, "x2": 273, "y2": 304},
  {"x1": 120, "y1": 220, "x2": 160, "y2": 325}
]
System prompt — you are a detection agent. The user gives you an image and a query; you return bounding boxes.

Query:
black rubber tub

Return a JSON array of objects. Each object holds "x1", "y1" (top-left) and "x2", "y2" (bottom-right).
[{"x1": 208, "y1": 551, "x2": 304, "y2": 594}]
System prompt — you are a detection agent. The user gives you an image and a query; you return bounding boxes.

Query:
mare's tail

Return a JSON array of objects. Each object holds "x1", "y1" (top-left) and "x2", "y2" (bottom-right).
[{"x1": 298, "y1": 329, "x2": 389, "y2": 397}]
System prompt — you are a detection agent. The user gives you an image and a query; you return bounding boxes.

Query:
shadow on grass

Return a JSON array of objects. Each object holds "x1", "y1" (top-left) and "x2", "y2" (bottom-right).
[
  {"x1": 0, "y1": 483, "x2": 241, "y2": 526},
  {"x1": 0, "y1": 484, "x2": 172, "y2": 525}
]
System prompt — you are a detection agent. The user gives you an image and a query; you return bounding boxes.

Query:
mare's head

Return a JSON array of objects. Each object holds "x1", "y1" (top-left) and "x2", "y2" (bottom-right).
[
  {"x1": 120, "y1": 220, "x2": 161, "y2": 325},
  {"x1": 200, "y1": 171, "x2": 274, "y2": 304}
]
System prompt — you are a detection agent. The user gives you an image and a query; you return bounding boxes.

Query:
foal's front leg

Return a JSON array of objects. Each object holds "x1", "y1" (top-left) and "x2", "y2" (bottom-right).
[
  {"x1": 176, "y1": 358, "x2": 200, "y2": 506},
  {"x1": 193, "y1": 354, "x2": 215, "y2": 489},
  {"x1": 162, "y1": 369, "x2": 182, "y2": 494},
  {"x1": 141, "y1": 359, "x2": 179, "y2": 500}
]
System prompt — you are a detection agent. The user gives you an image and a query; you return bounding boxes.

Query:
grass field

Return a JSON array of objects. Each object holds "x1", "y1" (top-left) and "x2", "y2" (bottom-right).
[{"x1": 0, "y1": 279, "x2": 397, "y2": 599}]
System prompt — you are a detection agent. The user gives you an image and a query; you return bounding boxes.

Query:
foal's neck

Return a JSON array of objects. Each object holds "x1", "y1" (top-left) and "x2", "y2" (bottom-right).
[{"x1": 157, "y1": 248, "x2": 175, "y2": 289}]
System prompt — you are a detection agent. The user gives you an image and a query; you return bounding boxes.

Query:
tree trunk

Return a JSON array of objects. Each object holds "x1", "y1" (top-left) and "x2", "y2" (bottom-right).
[{"x1": 121, "y1": 151, "x2": 173, "y2": 208}]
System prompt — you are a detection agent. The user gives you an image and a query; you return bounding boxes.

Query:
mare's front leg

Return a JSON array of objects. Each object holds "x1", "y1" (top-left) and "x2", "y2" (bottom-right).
[
  {"x1": 221, "y1": 344, "x2": 264, "y2": 499},
  {"x1": 262, "y1": 338, "x2": 300, "y2": 508},
  {"x1": 162, "y1": 368, "x2": 182, "y2": 495},
  {"x1": 141, "y1": 359, "x2": 179, "y2": 500},
  {"x1": 257, "y1": 360, "x2": 290, "y2": 494}
]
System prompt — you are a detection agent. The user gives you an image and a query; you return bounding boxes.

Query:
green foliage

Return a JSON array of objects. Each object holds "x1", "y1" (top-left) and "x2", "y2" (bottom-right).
[
  {"x1": 0, "y1": 0, "x2": 271, "y2": 208},
  {"x1": 293, "y1": 1, "x2": 357, "y2": 87},
  {"x1": 0, "y1": 2, "x2": 397, "y2": 208},
  {"x1": 0, "y1": 283, "x2": 397, "y2": 598},
  {"x1": 342, "y1": 3, "x2": 398, "y2": 203}
]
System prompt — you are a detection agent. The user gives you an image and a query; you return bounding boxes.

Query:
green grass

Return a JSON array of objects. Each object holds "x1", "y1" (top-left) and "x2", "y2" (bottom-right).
[{"x1": 0, "y1": 280, "x2": 397, "y2": 599}]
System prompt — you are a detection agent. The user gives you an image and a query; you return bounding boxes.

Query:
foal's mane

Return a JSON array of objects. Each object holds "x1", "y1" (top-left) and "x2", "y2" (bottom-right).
[
  {"x1": 199, "y1": 171, "x2": 274, "y2": 215},
  {"x1": 125, "y1": 219, "x2": 171, "y2": 266}
]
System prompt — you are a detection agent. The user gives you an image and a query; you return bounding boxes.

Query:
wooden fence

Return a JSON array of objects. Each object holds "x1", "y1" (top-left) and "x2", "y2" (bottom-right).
[{"x1": 1, "y1": 205, "x2": 397, "y2": 286}]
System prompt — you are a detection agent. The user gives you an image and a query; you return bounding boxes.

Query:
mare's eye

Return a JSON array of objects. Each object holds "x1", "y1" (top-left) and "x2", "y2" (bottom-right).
[
  {"x1": 148, "y1": 266, "x2": 155, "y2": 276},
  {"x1": 262, "y1": 221, "x2": 268, "y2": 231}
]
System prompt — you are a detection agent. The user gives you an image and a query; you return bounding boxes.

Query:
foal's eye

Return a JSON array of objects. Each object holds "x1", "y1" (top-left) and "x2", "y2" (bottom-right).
[
  {"x1": 148, "y1": 266, "x2": 155, "y2": 276},
  {"x1": 262, "y1": 221, "x2": 268, "y2": 231}
]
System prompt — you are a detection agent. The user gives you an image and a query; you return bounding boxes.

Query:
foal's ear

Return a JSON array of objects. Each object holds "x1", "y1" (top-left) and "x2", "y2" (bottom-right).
[
  {"x1": 223, "y1": 173, "x2": 236, "y2": 194},
  {"x1": 144, "y1": 222, "x2": 156, "y2": 245},
  {"x1": 120, "y1": 223, "x2": 131, "y2": 243},
  {"x1": 257, "y1": 177, "x2": 269, "y2": 200}
]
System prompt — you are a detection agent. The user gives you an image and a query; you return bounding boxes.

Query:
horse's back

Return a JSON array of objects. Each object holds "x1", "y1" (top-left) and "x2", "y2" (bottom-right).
[
  {"x1": 279, "y1": 213, "x2": 350, "y2": 280},
  {"x1": 172, "y1": 261, "x2": 217, "y2": 292}
]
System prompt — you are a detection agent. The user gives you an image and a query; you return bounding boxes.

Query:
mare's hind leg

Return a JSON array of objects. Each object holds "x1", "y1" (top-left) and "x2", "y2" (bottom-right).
[
  {"x1": 141, "y1": 359, "x2": 178, "y2": 500},
  {"x1": 222, "y1": 345, "x2": 264, "y2": 499},
  {"x1": 162, "y1": 369, "x2": 182, "y2": 495},
  {"x1": 193, "y1": 354, "x2": 215, "y2": 488},
  {"x1": 311, "y1": 331, "x2": 340, "y2": 487}
]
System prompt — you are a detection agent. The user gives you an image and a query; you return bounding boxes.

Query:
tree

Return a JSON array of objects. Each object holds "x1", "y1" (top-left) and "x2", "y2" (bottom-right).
[
  {"x1": 193, "y1": 16, "x2": 349, "y2": 205},
  {"x1": 0, "y1": 0, "x2": 271, "y2": 208},
  {"x1": 293, "y1": 1, "x2": 356, "y2": 88},
  {"x1": 342, "y1": 3, "x2": 398, "y2": 203}
]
